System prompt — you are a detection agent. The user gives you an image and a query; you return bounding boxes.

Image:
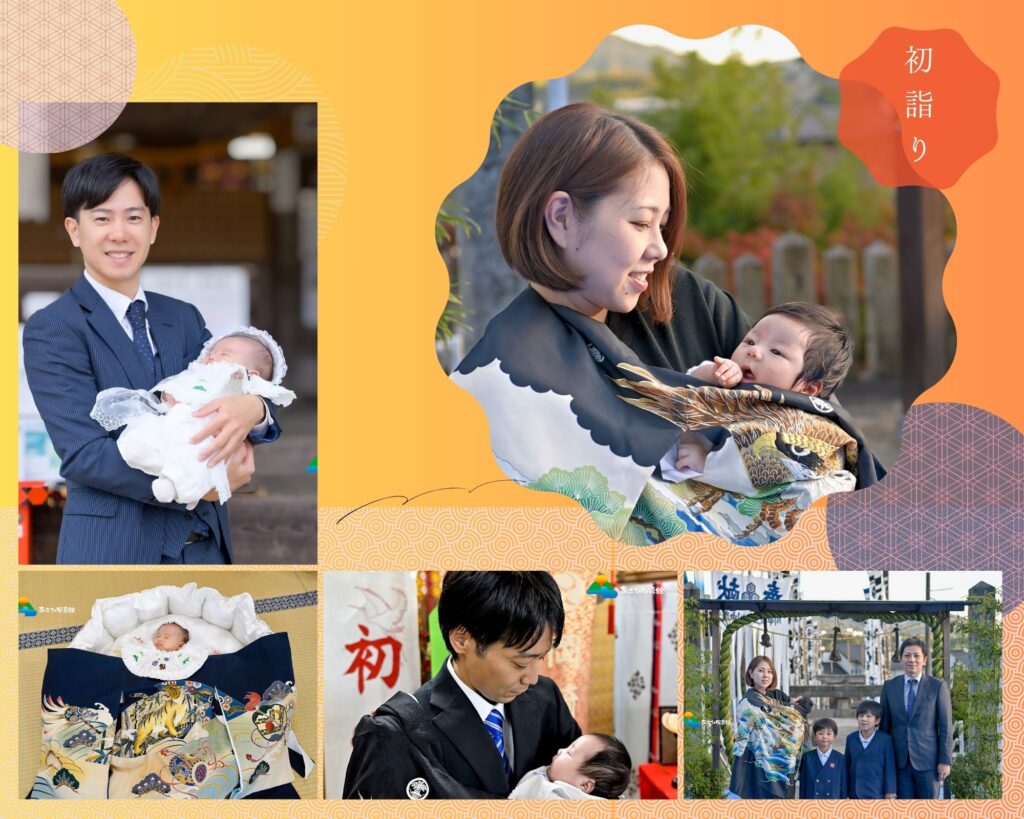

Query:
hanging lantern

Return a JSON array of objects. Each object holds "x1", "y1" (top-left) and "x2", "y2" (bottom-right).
[
  {"x1": 892, "y1": 625, "x2": 902, "y2": 662},
  {"x1": 828, "y1": 619, "x2": 842, "y2": 663},
  {"x1": 760, "y1": 619, "x2": 771, "y2": 648}
]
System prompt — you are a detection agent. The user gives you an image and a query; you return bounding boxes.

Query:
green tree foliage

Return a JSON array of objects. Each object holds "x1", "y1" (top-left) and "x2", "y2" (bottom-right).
[
  {"x1": 647, "y1": 53, "x2": 800, "y2": 238},
  {"x1": 642, "y1": 52, "x2": 892, "y2": 252},
  {"x1": 947, "y1": 592, "x2": 1002, "y2": 799},
  {"x1": 435, "y1": 200, "x2": 477, "y2": 341},
  {"x1": 436, "y1": 94, "x2": 534, "y2": 342},
  {"x1": 682, "y1": 599, "x2": 729, "y2": 798}
]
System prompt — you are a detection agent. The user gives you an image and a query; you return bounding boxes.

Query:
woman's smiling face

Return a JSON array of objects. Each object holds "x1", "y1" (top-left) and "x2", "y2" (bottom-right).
[
  {"x1": 553, "y1": 162, "x2": 670, "y2": 322},
  {"x1": 750, "y1": 659, "x2": 775, "y2": 692}
]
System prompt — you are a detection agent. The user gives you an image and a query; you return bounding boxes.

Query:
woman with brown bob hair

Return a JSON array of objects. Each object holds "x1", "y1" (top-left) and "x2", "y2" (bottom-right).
[
  {"x1": 453, "y1": 102, "x2": 865, "y2": 546},
  {"x1": 495, "y1": 102, "x2": 687, "y2": 326},
  {"x1": 729, "y1": 654, "x2": 811, "y2": 799}
]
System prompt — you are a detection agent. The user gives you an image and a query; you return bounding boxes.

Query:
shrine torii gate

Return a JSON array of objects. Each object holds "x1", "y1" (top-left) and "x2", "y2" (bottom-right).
[{"x1": 696, "y1": 598, "x2": 969, "y2": 767}]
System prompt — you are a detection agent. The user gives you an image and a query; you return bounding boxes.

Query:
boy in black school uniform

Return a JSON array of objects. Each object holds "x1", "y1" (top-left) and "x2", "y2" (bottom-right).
[
  {"x1": 845, "y1": 700, "x2": 897, "y2": 799},
  {"x1": 799, "y1": 717, "x2": 847, "y2": 798}
]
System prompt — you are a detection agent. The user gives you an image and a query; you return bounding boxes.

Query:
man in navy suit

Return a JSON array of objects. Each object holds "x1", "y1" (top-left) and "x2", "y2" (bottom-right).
[
  {"x1": 799, "y1": 717, "x2": 846, "y2": 798},
  {"x1": 845, "y1": 699, "x2": 897, "y2": 798},
  {"x1": 23, "y1": 153, "x2": 277, "y2": 565},
  {"x1": 879, "y1": 637, "x2": 953, "y2": 798},
  {"x1": 344, "y1": 572, "x2": 582, "y2": 798}
]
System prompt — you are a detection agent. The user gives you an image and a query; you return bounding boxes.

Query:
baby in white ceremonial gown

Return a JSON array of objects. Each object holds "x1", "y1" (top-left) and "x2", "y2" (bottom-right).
[{"x1": 90, "y1": 327, "x2": 295, "y2": 509}]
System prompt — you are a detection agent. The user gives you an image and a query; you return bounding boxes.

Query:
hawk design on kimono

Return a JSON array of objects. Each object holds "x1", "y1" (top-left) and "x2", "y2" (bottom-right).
[{"x1": 616, "y1": 364, "x2": 859, "y2": 537}]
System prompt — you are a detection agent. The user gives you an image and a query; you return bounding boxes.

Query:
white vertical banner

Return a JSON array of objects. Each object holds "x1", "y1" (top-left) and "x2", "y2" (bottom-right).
[
  {"x1": 614, "y1": 587, "x2": 654, "y2": 797},
  {"x1": 324, "y1": 572, "x2": 421, "y2": 799},
  {"x1": 788, "y1": 574, "x2": 803, "y2": 686},
  {"x1": 657, "y1": 582, "x2": 678, "y2": 708}
]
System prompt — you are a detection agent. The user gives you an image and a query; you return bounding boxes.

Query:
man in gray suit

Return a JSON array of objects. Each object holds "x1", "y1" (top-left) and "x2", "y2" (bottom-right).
[{"x1": 879, "y1": 637, "x2": 953, "y2": 798}]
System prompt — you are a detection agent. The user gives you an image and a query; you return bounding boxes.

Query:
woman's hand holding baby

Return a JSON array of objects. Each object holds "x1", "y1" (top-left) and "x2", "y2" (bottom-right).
[
  {"x1": 691, "y1": 356, "x2": 742, "y2": 388},
  {"x1": 191, "y1": 395, "x2": 266, "y2": 466}
]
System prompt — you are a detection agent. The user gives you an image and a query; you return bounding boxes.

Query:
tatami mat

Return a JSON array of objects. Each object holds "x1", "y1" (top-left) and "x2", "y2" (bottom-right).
[{"x1": 18, "y1": 570, "x2": 318, "y2": 800}]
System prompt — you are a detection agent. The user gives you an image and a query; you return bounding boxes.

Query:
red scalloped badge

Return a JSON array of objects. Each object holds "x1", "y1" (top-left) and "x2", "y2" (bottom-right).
[{"x1": 838, "y1": 28, "x2": 999, "y2": 188}]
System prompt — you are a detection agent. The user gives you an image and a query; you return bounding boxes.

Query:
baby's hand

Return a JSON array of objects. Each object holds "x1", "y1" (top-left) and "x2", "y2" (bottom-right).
[
  {"x1": 710, "y1": 356, "x2": 742, "y2": 387},
  {"x1": 676, "y1": 442, "x2": 709, "y2": 474},
  {"x1": 163, "y1": 392, "x2": 178, "y2": 407}
]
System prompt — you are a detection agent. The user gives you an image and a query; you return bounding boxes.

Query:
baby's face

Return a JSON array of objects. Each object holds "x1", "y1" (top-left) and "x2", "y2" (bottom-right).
[
  {"x1": 153, "y1": 624, "x2": 188, "y2": 651},
  {"x1": 547, "y1": 734, "x2": 603, "y2": 789},
  {"x1": 204, "y1": 337, "x2": 260, "y2": 376},
  {"x1": 731, "y1": 313, "x2": 811, "y2": 393}
]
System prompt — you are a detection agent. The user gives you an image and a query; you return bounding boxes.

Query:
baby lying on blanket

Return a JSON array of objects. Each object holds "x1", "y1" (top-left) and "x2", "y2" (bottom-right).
[
  {"x1": 508, "y1": 734, "x2": 631, "y2": 800},
  {"x1": 90, "y1": 327, "x2": 296, "y2": 509},
  {"x1": 152, "y1": 623, "x2": 189, "y2": 652}
]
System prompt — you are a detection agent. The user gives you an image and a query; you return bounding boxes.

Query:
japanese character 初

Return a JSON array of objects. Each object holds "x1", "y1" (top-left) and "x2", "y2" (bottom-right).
[
  {"x1": 905, "y1": 46, "x2": 933, "y2": 75},
  {"x1": 344, "y1": 623, "x2": 402, "y2": 693}
]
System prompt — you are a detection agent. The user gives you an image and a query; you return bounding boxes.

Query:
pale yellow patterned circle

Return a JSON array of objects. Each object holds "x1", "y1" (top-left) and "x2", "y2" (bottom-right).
[
  {"x1": 133, "y1": 45, "x2": 346, "y2": 242},
  {"x1": 0, "y1": 0, "x2": 135, "y2": 151}
]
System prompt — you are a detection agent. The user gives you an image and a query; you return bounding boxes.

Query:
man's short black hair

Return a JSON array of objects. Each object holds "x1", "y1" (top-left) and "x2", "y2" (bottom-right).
[
  {"x1": 62, "y1": 153, "x2": 161, "y2": 219},
  {"x1": 812, "y1": 717, "x2": 838, "y2": 736},
  {"x1": 580, "y1": 734, "x2": 631, "y2": 799},
  {"x1": 855, "y1": 699, "x2": 883, "y2": 720},
  {"x1": 899, "y1": 637, "x2": 929, "y2": 658},
  {"x1": 438, "y1": 572, "x2": 565, "y2": 657}
]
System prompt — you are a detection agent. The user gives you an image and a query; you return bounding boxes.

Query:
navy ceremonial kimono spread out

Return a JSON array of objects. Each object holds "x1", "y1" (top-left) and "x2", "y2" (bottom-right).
[{"x1": 29, "y1": 634, "x2": 308, "y2": 800}]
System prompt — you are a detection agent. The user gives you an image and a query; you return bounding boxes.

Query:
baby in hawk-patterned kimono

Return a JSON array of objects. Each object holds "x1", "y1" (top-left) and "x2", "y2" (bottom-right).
[{"x1": 618, "y1": 302, "x2": 861, "y2": 540}]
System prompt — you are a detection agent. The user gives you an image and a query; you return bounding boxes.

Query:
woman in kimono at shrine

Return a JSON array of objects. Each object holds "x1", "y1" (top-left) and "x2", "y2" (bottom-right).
[{"x1": 728, "y1": 655, "x2": 811, "y2": 798}]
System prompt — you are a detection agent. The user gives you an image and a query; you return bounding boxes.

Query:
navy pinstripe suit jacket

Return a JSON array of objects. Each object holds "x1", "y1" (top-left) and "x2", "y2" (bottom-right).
[{"x1": 23, "y1": 276, "x2": 279, "y2": 564}]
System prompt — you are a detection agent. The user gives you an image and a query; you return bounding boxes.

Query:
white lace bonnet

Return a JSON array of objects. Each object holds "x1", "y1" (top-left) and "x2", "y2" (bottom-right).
[{"x1": 200, "y1": 326, "x2": 288, "y2": 384}]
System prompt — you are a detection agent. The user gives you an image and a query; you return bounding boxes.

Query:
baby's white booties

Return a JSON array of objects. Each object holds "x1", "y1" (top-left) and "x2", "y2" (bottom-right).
[{"x1": 152, "y1": 477, "x2": 176, "y2": 503}]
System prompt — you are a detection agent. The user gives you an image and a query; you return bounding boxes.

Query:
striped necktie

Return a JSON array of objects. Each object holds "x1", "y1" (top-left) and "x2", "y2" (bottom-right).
[
  {"x1": 126, "y1": 299, "x2": 157, "y2": 380},
  {"x1": 484, "y1": 707, "x2": 512, "y2": 778}
]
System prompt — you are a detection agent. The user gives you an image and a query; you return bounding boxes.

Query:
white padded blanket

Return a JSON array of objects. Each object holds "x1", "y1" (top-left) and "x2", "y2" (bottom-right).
[{"x1": 70, "y1": 583, "x2": 273, "y2": 680}]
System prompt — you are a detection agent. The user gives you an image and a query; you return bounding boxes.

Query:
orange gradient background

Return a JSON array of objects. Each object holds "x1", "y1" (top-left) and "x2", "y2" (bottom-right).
[{"x1": 2, "y1": 0, "x2": 1022, "y2": 815}]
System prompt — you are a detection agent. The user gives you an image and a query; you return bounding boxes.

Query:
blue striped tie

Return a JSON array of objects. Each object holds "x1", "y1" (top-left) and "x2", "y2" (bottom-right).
[
  {"x1": 484, "y1": 707, "x2": 512, "y2": 778},
  {"x1": 126, "y1": 299, "x2": 157, "y2": 380}
]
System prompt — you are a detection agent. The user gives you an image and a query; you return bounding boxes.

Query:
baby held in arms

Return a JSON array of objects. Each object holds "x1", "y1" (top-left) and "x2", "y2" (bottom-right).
[
  {"x1": 674, "y1": 302, "x2": 853, "y2": 476},
  {"x1": 90, "y1": 327, "x2": 296, "y2": 508},
  {"x1": 508, "y1": 734, "x2": 631, "y2": 800}
]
